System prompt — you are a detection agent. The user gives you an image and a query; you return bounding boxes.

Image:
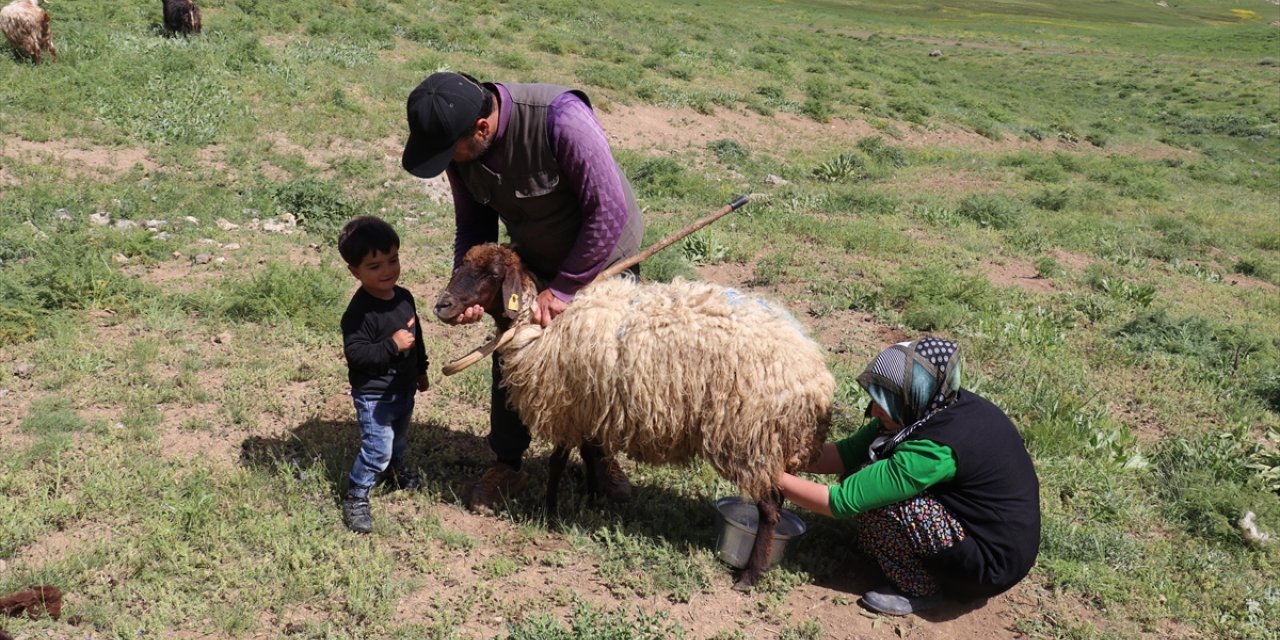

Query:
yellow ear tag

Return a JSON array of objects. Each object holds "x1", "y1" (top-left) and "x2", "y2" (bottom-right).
[{"x1": 508, "y1": 293, "x2": 520, "y2": 311}]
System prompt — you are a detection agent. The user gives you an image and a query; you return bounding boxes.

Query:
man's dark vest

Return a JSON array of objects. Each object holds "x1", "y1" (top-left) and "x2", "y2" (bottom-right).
[
  {"x1": 909, "y1": 391, "x2": 1041, "y2": 593},
  {"x1": 454, "y1": 83, "x2": 644, "y2": 281}
]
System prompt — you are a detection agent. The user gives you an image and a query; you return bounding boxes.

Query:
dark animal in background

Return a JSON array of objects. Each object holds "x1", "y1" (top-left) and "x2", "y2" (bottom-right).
[
  {"x1": 0, "y1": 0, "x2": 56, "y2": 63},
  {"x1": 0, "y1": 584, "x2": 62, "y2": 620},
  {"x1": 162, "y1": 0, "x2": 201, "y2": 36}
]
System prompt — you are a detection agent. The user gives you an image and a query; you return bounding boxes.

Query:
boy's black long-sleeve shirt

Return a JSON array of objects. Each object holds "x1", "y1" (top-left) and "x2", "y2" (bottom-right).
[{"x1": 341, "y1": 286, "x2": 428, "y2": 395}]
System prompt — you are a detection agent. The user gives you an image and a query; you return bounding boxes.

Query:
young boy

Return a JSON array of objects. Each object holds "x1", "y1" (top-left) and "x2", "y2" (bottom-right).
[{"x1": 337, "y1": 216, "x2": 429, "y2": 533}]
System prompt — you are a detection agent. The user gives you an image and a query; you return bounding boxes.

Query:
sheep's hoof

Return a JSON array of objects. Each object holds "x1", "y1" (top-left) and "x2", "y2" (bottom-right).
[{"x1": 732, "y1": 578, "x2": 756, "y2": 593}]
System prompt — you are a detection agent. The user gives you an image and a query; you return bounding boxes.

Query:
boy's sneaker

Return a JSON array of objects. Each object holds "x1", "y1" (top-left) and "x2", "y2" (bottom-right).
[
  {"x1": 386, "y1": 466, "x2": 423, "y2": 491},
  {"x1": 342, "y1": 495, "x2": 373, "y2": 534},
  {"x1": 860, "y1": 586, "x2": 943, "y2": 616},
  {"x1": 467, "y1": 462, "x2": 528, "y2": 515}
]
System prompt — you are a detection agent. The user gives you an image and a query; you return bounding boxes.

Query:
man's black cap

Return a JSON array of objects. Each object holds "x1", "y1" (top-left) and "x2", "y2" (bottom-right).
[{"x1": 401, "y1": 72, "x2": 487, "y2": 178}]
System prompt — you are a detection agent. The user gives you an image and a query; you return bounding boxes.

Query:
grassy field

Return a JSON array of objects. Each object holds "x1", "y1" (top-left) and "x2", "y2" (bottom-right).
[{"x1": 2, "y1": 0, "x2": 1278, "y2": 638}]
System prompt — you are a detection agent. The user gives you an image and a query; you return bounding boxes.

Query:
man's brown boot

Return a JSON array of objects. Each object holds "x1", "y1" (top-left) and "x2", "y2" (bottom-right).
[
  {"x1": 583, "y1": 451, "x2": 632, "y2": 503},
  {"x1": 467, "y1": 462, "x2": 529, "y2": 514}
]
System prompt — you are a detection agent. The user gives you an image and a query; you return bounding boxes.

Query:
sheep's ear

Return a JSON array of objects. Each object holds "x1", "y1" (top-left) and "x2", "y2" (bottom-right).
[{"x1": 500, "y1": 268, "x2": 524, "y2": 320}]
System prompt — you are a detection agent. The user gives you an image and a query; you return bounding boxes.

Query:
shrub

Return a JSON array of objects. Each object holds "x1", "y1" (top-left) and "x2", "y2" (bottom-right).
[
  {"x1": 855, "y1": 136, "x2": 908, "y2": 168},
  {"x1": 955, "y1": 193, "x2": 1024, "y2": 229},
  {"x1": 270, "y1": 177, "x2": 360, "y2": 238},
  {"x1": 828, "y1": 189, "x2": 899, "y2": 216},
  {"x1": 885, "y1": 264, "x2": 994, "y2": 331},
  {"x1": 216, "y1": 262, "x2": 346, "y2": 330},
  {"x1": 707, "y1": 139, "x2": 749, "y2": 165},
  {"x1": 812, "y1": 153, "x2": 869, "y2": 183},
  {"x1": 1031, "y1": 188, "x2": 1071, "y2": 211},
  {"x1": 20, "y1": 396, "x2": 87, "y2": 436},
  {"x1": 627, "y1": 157, "x2": 694, "y2": 200}
]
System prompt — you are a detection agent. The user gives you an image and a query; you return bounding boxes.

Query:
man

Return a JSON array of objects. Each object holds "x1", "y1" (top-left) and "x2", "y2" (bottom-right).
[{"x1": 401, "y1": 71, "x2": 645, "y2": 513}]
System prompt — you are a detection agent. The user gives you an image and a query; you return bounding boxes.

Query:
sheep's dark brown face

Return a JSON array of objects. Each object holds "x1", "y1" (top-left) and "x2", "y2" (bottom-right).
[{"x1": 433, "y1": 245, "x2": 510, "y2": 323}]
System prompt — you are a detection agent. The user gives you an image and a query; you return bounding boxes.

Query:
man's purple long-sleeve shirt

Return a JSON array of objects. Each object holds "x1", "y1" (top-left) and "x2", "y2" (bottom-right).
[{"x1": 445, "y1": 84, "x2": 631, "y2": 302}]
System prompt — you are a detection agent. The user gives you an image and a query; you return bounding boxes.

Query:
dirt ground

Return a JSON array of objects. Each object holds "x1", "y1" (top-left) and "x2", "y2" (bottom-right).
[{"x1": 0, "y1": 103, "x2": 1177, "y2": 638}]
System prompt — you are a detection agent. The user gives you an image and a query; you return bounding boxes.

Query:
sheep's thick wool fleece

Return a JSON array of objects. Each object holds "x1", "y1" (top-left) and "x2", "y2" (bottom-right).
[
  {"x1": 501, "y1": 277, "x2": 834, "y2": 501},
  {"x1": 1, "y1": 0, "x2": 52, "y2": 60}
]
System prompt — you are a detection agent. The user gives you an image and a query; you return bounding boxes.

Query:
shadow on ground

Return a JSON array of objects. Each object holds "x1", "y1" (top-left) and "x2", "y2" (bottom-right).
[{"x1": 240, "y1": 416, "x2": 890, "y2": 596}]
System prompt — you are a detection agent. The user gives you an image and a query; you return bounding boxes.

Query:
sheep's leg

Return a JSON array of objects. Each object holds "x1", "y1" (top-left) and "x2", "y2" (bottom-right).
[
  {"x1": 733, "y1": 494, "x2": 780, "y2": 592},
  {"x1": 545, "y1": 445, "x2": 572, "y2": 518}
]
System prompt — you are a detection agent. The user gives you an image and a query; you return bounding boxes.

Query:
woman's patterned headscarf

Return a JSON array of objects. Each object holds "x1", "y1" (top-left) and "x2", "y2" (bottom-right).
[{"x1": 856, "y1": 336, "x2": 962, "y2": 461}]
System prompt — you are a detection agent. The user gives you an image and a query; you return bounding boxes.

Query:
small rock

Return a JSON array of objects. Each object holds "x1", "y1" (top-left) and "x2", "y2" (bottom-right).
[
  {"x1": 55, "y1": 208, "x2": 72, "y2": 221},
  {"x1": 89, "y1": 211, "x2": 111, "y2": 226},
  {"x1": 241, "y1": 208, "x2": 259, "y2": 216},
  {"x1": 213, "y1": 333, "x2": 231, "y2": 345},
  {"x1": 222, "y1": 243, "x2": 241, "y2": 251},
  {"x1": 199, "y1": 238, "x2": 217, "y2": 245},
  {"x1": 308, "y1": 243, "x2": 321, "y2": 251},
  {"x1": 13, "y1": 362, "x2": 33, "y2": 379},
  {"x1": 1156, "y1": 0, "x2": 1168, "y2": 6},
  {"x1": 22, "y1": 220, "x2": 47, "y2": 239},
  {"x1": 144, "y1": 219, "x2": 166, "y2": 231},
  {"x1": 113, "y1": 254, "x2": 129, "y2": 265},
  {"x1": 216, "y1": 218, "x2": 240, "y2": 231},
  {"x1": 194, "y1": 254, "x2": 212, "y2": 265},
  {"x1": 247, "y1": 218, "x2": 261, "y2": 231},
  {"x1": 113, "y1": 421, "x2": 125, "y2": 430},
  {"x1": 153, "y1": 232, "x2": 169, "y2": 241},
  {"x1": 183, "y1": 216, "x2": 200, "y2": 225},
  {"x1": 0, "y1": 559, "x2": 6, "y2": 574},
  {"x1": 929, "y1": 49, "x2": 942, "y2": 57},
  {"x1": 0, "y1": 388, "x2": 9, "y2": 399},
  {"x1": 403, "y1": 216, "x2": 419, "y2": 224},
  {"x1": 172, "y1": 251, "x2": 183, "y2": 258},
  {"x1": 764, "y1": 174, "x2": 789, "y2": 185},
  {"x1": 115, "y1": 219, "x2": 137, "y2": 230},
  {"x1": 215, "y1": 257, "x2": 226, "y2": 264}
]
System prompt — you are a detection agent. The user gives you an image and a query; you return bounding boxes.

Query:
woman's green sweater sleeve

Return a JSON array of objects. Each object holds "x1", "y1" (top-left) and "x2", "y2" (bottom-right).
[
  {"x1": 834, "y1": 420, "x2": 882, "y2": 470},
  {"x1": 827, "y1": 439, "x2": 957, "y2": 518}
]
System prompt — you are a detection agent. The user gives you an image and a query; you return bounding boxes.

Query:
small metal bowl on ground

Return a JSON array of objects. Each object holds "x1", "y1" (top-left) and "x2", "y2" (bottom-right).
[{"x1": 713, "y1": 496, "x2": 807, "y2": 569}]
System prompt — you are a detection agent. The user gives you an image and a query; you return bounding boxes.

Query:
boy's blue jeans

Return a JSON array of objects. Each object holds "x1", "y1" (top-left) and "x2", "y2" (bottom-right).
[{"x1": 348, "y1": 390, "x2": 414, "y2": 499}]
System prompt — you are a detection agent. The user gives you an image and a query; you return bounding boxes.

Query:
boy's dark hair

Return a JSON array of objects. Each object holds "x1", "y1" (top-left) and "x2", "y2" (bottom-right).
[{"x1": 338, "y1": 216, "x2": 400, "y2": 266}]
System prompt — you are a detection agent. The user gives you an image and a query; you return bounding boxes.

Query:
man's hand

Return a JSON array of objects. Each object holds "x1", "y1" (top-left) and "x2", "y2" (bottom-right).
[
  {"x1": 532, "y1": 289, "x2": 568, "y2": 327},
  {"x1": 392, "y1": 316, "x2": 417, "y2": 351},
  {"x1": 416, "y1": 374, "x2": 429, "y2": 392},
  {"x1": 446, "y1": 304, "x2": 486, "y2": 325}
]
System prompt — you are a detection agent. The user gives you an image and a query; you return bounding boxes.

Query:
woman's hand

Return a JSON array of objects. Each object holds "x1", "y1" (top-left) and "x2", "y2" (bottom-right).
[{"x1": 777, "y1": 472, "x2": 834, "y2": 517}]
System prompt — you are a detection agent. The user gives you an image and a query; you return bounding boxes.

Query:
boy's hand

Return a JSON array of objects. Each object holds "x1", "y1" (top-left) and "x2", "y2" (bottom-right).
[
  {"x1": 392, "y1": 316, "x2": 416, "y2": 352},
  {"x1": 447, "y1": 304, "x2": 486, "y2": 325},
  {"x1": 416, "y1": 374, "x2": 429, "y2": 392}
]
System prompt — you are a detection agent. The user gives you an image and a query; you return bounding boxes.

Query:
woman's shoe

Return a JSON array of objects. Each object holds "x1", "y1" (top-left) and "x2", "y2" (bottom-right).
[{"x1": 860, "y1": 585, "x2": 943, "y2": 616}]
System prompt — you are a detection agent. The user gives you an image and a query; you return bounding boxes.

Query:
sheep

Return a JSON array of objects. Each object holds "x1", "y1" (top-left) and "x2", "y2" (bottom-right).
[
  {"x1": 433, "y1": 243, "x2": 835, "y2": 590},
  {"x1": 0, "y1": 0, "x2": 55, "y2": 64},
  {"x1": 161, "y1": 0, "x2": 201, "y2": 37}
]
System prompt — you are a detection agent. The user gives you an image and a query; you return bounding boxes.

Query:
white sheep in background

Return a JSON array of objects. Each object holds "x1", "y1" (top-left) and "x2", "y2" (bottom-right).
[
  {"x1": 433, "y1": 243, "x2": 835, "y2": 590},
  {"x1": 1, "y1": 0, "x2": 56, "y2": 63}
]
